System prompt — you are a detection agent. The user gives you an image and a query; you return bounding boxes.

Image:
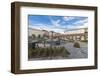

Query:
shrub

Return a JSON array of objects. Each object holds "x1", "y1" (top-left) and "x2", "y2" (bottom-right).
[
  {"x1": 28, "y1": 47, "x2": 70, "y2": 59},
  {"x1": 28, "y1": 48, "x2": 34, "y2": 58},
  {"x1": 73, "y1": 42, "x2": 80, "y2": 48},
  {"x1": 81, "y1": 40, "x2": 88, "y2": 42},
  {"x1": 60, "y1": 47, "x2": 70, "y2": 57}
]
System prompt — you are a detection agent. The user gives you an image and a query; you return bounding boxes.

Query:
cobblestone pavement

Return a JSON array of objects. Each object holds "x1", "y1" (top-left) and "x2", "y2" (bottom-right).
[{"x1": 63, "y1": 42, "x2": 88, "y2": 59}]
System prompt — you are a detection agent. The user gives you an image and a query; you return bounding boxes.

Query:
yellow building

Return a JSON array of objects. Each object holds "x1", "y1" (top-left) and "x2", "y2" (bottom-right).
[{"x1": 64, "y1": 28, "x2": 88, "y2": 41}]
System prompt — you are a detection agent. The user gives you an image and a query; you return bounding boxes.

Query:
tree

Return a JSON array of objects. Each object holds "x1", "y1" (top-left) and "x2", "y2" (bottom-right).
[
  {"x1": 38, "y1": 34, "x2": 41, "y2": 39},
  {"x1": 32, "y1": 34, "x2": 36, "y2": 39}
]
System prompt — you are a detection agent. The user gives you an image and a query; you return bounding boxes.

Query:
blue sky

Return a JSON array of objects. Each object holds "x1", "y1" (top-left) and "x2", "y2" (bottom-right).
[{"x1": 28, "y1": 15, "x2": 88, "y2": 33}]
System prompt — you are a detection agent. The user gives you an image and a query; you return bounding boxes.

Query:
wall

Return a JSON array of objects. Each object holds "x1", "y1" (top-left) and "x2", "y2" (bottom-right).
[{"x1": 0, "y1": 0, "x2": 99, "y2": 76}]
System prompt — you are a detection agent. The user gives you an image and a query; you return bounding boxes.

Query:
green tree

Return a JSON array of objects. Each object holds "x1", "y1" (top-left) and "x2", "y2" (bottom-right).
[
  {"x1": 38, "y1": 34, "x2": 41, "y2": 39},
  {"x1": 32, "y1": 34, "x2": 36, "y2": 39}
]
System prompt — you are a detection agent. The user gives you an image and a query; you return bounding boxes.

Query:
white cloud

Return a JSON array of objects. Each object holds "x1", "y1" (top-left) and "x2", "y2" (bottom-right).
[
  {"x1": 65, "y1": 22, "x2": 88, "y2": 30},
  {"x1": 29, "y1": 24, "x2": 65, "y2": 34},
  {"x1": 63, "y1": 17, "x2": 88, "y2": 29},
  {"x1": 29, "y1": 16, "x2": 88, "y2": 34},
  {"x1": 29, "y1": 24, "x2": 50, "y2": 31},
  {"x1": 63, "y1": 16, "x2": 74, "y2": 21},
  {"x1": 49, "y1": 17, "x2": 60, "y2": 27},
  {"x1": 74, "y1": 18, "x2": 88, "y2": 25},
  {"x1": 62, "y1": 18, "x2": 88, "y2": 30},
  {"x1": 77, "y1": 22, "x2": 88, "y2": 28}
]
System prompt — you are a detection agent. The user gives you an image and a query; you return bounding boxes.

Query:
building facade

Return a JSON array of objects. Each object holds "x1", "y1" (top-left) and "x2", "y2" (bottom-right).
[
  {"x1": 28, "y1": 28, "x2": 61, "y2": 39},
  {"x1": 63, "y1": 28, "x2": 88, "y2": 41},
  {"x1": 28, "y1": 28, "x2": 45, "y2": 38},
  {"x1": 28, "y1": 27, "x2": 88, "y2": 42}
]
